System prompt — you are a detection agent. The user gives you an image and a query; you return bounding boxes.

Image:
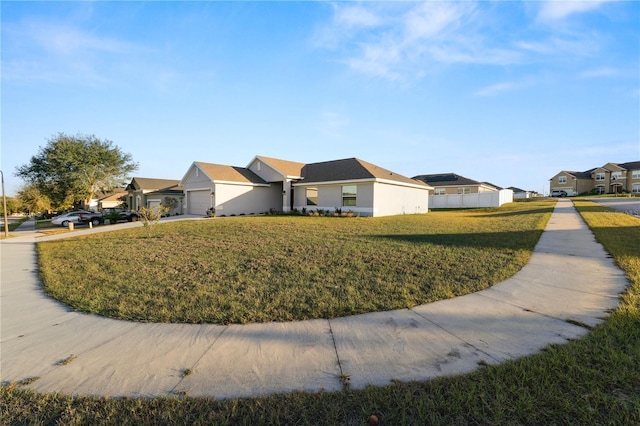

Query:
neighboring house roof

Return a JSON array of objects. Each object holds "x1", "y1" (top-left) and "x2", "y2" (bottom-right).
[
  {"x1": 618, "y1": 161, "x2": 640, "y2": 170},
  {"x1": 482, "y1": 181, "x2": 503, "y2": 190},
  {"x1": 253, "y1": 155, "x2": 305, "y2": 178},
  {"x1": 412, "y1": 173, "x2": 481, "y2": 187},
  {"x1": 507, "y1": 186, "x2": 526, "y2": 193},
  {"x1": 191, "y1": 162, "x2": 267, "y2": 185},
  {"x1": 127, "y1": 177, "x2": 182, "y2": 192},
  {"x1": 96, "y1": 188, "x2": 126, "y2": 202},
  {"x1": 300, "y1": 158, "x2": 429, "y2": 187}
]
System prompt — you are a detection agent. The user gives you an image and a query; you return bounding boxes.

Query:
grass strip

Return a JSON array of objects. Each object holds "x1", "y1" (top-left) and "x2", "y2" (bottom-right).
[
  {"x1": 2, "y1": 200, "x2": 638, "y2": 424},
  {"x1": 35, "y1": 202, "x2": 553, "y2": 324}
]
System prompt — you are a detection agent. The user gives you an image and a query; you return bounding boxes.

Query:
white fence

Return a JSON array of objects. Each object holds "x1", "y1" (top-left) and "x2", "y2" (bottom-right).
[{"x1": 429, "y1": 189, "x2": 513, "y2": 209}]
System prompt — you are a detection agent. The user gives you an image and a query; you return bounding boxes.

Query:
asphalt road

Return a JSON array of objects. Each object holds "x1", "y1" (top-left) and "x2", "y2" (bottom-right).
[{"x1": 588, "y1": 197, "x2": 640, "y2": 216}]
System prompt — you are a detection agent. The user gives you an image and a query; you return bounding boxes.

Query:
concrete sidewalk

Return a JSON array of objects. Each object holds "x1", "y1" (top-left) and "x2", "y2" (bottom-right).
[{"x1": 0, "y1": 200, "x2": 629, "y2": 398}]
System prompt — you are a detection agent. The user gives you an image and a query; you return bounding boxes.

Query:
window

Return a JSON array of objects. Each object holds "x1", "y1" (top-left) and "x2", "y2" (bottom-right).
[
  {"x1": 595, "y1": 173, "x2": 605, "y2": 181},
  {"x1": 595, "y1": 186, "x2": 605, "y2": 195},
  {"x1": 342, "y1": 185, "x2": 357, "y2": 207},
  {"x1": 633, "y1": 183, "x2": 640, "y2": 194},
  {"x1": 306, "y1": 187, "x2": 318, "y2": 206},
  {"x1": 434, "y1": 188, "x2": 446, "y2": 195},
  {"x1": 558, "y1": 176, "x2": 567, "y2": 184},
  {"x1": 633, "y1": 170, "x2": 640, "y2": 179},
  {"x1": 457, "y1": 187, "x2": 470, "y2": 194},
  {"x1": 611, "y1": 172, "x2": 622, "y2": 180}
]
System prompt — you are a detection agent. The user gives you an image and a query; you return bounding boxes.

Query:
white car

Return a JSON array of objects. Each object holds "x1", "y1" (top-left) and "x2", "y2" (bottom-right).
[{"x1": 51, "y1": 211, "x2": 91, "y2": 227}]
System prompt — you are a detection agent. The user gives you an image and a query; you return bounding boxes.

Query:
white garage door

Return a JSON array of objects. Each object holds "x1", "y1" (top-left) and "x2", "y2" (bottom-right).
[{"x1": 188, "y1": 190, "x2": 212, "y2": 216}]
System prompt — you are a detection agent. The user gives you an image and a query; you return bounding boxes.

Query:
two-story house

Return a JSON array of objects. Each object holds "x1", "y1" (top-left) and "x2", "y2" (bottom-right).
[{"x1": 549, "y1": 161, "x2": 640, "y2": 196}]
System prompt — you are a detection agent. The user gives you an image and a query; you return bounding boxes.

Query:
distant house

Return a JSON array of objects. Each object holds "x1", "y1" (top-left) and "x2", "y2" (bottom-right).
[
  {"x1": 549, "y1": 161, "x2": 640, "y2": 196},
  {"x1": 507, "y1": 187, "x2": 537, "y2": 199},
  {"x1": 125, "y1": 177, "x2": 184, "y2": 215},
  {"x1": 412, "y1": 173, "x2": 500, "y2": 195},
  {"x1": 88, "y1": 188, "x2": 126, "y2": 211},
  {"x1": 180, "y1": 155, "x2": 431, "y2": 217}
]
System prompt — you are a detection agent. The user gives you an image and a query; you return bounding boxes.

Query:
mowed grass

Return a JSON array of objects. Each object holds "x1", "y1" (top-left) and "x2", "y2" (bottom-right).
[
  {"x1": 37, "y1": 201, "x2": 552, "y2": 324},
  {"x1": 2, "y1": 200, "x2": 638, "y2": 424}
]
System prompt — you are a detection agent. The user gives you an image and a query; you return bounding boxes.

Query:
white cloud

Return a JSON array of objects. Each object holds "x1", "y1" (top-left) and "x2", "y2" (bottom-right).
[
  {"x1": 334, "y1": 4, "x2": 381, "y2": 29},
  {"x1": 579, "y1": 67, "x2": 620, "y2": 78},
  {"x1": 474, "y1": 82, "x2": 517, "y2": 97},
  {"x1": 24, "y1": 21, "x2": 134, "y2": 56},
  {"x1": 537, "y1": 0, "x2": 612, "y2": 22}
]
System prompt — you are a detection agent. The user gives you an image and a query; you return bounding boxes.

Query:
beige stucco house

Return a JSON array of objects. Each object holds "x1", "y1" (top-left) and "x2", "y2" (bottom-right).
[
  {"x1": 125, "y1": 177, "x2": 184, "y2": 215},
  {"x1": 180, "y1": 155, "x2": 432, "y2": 217},
  {"x1": 549, "y1": 161, "x2": 640, "y2": 196}
]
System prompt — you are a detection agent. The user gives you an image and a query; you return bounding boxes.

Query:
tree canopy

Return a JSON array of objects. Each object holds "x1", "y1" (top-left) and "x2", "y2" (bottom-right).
[{"x1": 16, "y1": 133, "x2": 138, "y2": 209}]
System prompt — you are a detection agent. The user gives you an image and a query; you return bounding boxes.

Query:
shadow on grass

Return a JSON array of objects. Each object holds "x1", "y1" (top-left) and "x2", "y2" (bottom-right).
[{"x1": 370, "y1": 230, "x2": 544, "y2": 250}]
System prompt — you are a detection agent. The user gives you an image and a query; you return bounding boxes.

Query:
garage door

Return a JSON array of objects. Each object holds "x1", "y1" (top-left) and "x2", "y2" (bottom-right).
[{"x1": 188, "y1": 190, "x2": 212, "y2": 215}]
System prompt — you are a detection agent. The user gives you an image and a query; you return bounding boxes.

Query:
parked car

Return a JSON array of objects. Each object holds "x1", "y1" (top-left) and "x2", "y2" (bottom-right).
[
  {"x1": 77, "y1": 211, "x2": 104, "y2": 226},
  {"x1": 51, "y1": 211, "x2": 91, "y2": 227},
  {"x1": 102, "y1": 208, "x2": 139, "y2": 223},
  {"x1": 551, "y1": 190, "x2": 568, "y2": 197}
]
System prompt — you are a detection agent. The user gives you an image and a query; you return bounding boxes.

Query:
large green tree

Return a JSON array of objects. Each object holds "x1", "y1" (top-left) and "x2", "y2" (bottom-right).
[
  {"x1": 17, "y1": 185, "x2": 50, "y2": 214},
  {"x1": 16, "y1": 133, "x2": 138, "y2": 209}
]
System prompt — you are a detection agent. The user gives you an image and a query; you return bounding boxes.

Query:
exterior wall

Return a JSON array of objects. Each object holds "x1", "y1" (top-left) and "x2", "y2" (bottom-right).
[
  {"x1": 429, "y1": 189, "x2": 513, "y2": 208},
  {"x1": 430, "y1": 185, "x2": 483, "y2": 195},
  {"x1": 145, "y1": 195, "x2": 183, "y2": 215},
  {"x1": 549, "y1": 172, "x2": 579, "y2": 196},
  {"x1": 248, "y1": 159, "x2": 285, "y2": 183},
  {"x1": 373, "y1": 182, "x2": 429, "y2": 216},
  {"x1": 182, "y1": 168, "x2": 214, "y2": 214},
  {"x1": 214, "y1": 183, "x2": 280, "y2": 216},
  {"x1": 293, "y1": 181, "x2": 428, "y2": 217},
  {"x1": 631, "y1": 168, "x2": 640, "y2": 193}
]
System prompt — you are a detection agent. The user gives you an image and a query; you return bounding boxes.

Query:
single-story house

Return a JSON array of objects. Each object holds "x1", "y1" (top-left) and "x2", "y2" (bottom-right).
[
  {"x1": 87, "y1": 188, "x2": 126, "y2": 211},
  {"x1": 507, "y1": 187, "x2": 538, "y2": 199},
  {"x1": 125, "y1": 177, "x2": 184, "y2": 215},
  {"x1": 412, "y1": 173, "x2": 500, "y2": 195},
  {"x1": 180, "y1": 155, "x2": 432, "y2": 217}
]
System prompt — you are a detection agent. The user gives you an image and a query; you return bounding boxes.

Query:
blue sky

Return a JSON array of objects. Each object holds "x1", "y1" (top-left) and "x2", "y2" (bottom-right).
[{"x1": 2, "y1": 1, "x2": 639, "y2": 196}]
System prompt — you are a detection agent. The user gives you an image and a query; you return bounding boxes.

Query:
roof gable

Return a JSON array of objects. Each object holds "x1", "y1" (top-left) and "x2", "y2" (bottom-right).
[
  {"x1": 253, "y1": 155, "x2": 305, "y2": 178},
  {"x1": 192, "y1": 162, "x2": 267, "y2": 184},
  {"x1": 129, "y1": 177, "x2": 182, "y2": 191}
]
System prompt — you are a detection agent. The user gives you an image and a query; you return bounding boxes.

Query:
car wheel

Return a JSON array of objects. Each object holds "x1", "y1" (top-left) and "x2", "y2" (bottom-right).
[
  {"x1": 91, "y1": 218, "x2": 101, "y2": 226},
  {"x1": 130, "y1": 215, "x2": 138, "y2": 222},
  {"x1": 61, "y1": 220, "x2": 69, "y2": 227}
]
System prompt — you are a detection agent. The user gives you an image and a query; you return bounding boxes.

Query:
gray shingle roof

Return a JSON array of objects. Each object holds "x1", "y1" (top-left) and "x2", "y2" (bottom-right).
[
  {"x1": 412, "y1": 173, "x2": 480, "y2": 187},
  {"x1": 301, "y1": 158, "x2": 427, "y2": 186}
]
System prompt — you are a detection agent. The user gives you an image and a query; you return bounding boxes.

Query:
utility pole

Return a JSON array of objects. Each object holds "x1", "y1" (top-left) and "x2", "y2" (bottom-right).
[{"x1": 1, "y1": 170, "x2": 9, "y2": 238}]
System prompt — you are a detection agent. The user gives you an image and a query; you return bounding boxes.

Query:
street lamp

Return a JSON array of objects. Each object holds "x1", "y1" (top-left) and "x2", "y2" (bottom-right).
[{"x1": 1, "y1": 170, "x2": 9, "y2": 238}]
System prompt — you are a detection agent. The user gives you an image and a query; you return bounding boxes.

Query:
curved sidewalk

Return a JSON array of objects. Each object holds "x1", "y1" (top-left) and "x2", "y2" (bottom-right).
[{"x1": 0, "y1": 200, "x2": 629, "y2": 399}]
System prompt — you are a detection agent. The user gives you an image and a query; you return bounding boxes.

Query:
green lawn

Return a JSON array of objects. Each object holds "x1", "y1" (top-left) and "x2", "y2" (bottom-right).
[
  {"x1": 2, "y1": 200, "x2": 638, "y2": 425},
  {"x1": 37, "y1": 201, "x2": 553, "y2": 324}
]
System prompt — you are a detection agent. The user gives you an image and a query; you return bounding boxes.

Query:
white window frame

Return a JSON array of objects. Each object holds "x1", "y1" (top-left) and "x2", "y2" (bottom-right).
[
  {"x1": 342, "y1": 185, "x2": 357, "y2": 207},
  {"x1": 595, "y1": 173, "x2": 605, "y2": 181},
  {"x1": 633, "y1": 183, "x2": 640, "y2": 193},
  {"x1": 306, "y1": 187, "x2": 318, "y2": 206},
  {"x1": 457, "y1": 187, "x2": 470, "y2": 194},
  {"x1": 632, "y1": 170, "x2": 640, "y2": 179},
  {"x1": 434, "y1": 188, "x2": 446, "y2": 195},
  {"x1": 558, "y1": 176, "x2": 567, "y2": 184}
]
